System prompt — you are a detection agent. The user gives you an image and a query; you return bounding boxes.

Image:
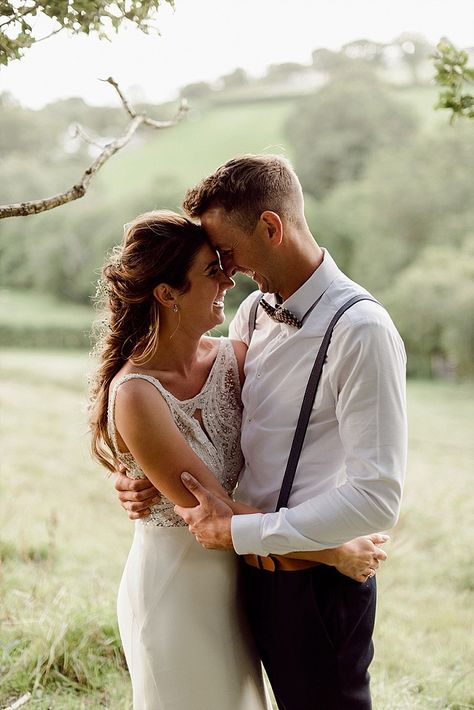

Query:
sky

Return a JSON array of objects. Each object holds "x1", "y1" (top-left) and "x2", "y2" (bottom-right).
[{"x1": 1, "y1": 0, "x2": 473, "y2": 109}]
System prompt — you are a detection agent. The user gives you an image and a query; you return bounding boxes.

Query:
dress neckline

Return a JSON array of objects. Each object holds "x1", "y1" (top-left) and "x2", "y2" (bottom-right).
[{"x1": 115, "y1": 337, "x2": 225, "y2": 405}]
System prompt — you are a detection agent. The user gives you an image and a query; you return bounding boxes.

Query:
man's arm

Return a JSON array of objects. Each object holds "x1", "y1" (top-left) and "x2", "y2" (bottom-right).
[
  {"x1": 115, "y1": 468, "x2": 160, "y2": 519},
  {"x1": 175, "y1": 473, "x2": 390, "y2": 582},
  {"x1": 231, "y1": 317, "x2": 407, "y2": 555}
]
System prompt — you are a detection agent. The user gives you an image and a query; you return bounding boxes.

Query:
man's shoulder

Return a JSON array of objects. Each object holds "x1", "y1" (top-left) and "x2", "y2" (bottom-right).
[{"x1": 308, "y1": 276, "x2": 403, "y2": 351}]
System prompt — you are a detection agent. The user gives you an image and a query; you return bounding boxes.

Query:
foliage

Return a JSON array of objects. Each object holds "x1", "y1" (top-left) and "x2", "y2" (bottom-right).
[
  {"x1": 0, "y1": 0, "x2": 174, "y2": 66},
  {"x1": 433, "y1": 38, "x2": 474, "y2": 122},
  {"x1": 313, "y1": 121, "x2": 474, "y2": 376},
  {"x1": 391, "y1": 33, "x2": 433, "y2": 85},
  {"x1": 285, "y1": 71, "x2": 417, "y2": 199},
  {"x1": 384, "y1": 238, "x2": 474, "y2": 376}
]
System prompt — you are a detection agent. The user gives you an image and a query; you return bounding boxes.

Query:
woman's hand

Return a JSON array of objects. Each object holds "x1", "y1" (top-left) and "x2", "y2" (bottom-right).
[
  {"x1": 332, "y1": 534, "x2": 389, "y2": 582},
  {"x1": 285, "y1": 533, "x2": 389, "y2": 582}
]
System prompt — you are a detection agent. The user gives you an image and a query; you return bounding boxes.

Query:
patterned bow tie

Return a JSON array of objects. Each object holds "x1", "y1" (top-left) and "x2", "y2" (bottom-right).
[{"x1": 260, "y1": 298, "x2": 303, "y2": 329}]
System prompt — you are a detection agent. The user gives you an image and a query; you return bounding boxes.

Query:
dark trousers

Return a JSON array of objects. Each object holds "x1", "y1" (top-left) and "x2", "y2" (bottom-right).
[{"x1": 241, "y1": 562, "x2": 376, "y2": 710}]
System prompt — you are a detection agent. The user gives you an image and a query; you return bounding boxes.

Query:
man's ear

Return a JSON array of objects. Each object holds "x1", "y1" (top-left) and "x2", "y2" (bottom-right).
[
  {"x1": 260, "y1": 211, "x2": 283, "y2": 246},
  {"x1": 153, "y1": 283, "x2": 177, "y2": 309}
]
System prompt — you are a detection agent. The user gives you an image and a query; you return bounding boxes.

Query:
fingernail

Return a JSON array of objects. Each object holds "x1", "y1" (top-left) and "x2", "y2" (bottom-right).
[{"x1": 181, "y1": 472, "x2": 191, "y2": 482}]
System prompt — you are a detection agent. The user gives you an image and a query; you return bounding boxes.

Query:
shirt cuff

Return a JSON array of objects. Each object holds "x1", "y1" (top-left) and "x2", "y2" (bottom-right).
[{"x1": 231, "y1": 513, "x2": 267, "y2": 556}]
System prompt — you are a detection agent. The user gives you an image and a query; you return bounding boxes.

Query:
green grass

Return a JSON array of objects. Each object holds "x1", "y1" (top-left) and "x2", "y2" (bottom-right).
[
  {"x1": 1, "y1": 350, "x2": 473, "y2": 708},
  {"x1": 0, "y1": 289, "x2": 93, "y2": 329}
]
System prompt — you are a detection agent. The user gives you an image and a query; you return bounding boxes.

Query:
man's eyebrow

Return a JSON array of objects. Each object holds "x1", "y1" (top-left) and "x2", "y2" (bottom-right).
[{"x1": 205, "y1": 258, "x2": 220, "y2": 272}]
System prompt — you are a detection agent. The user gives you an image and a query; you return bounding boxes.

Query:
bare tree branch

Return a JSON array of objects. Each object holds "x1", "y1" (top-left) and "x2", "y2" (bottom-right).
[
  {"x1": 72, "y1": 123, "x2": 107, "y2": 149},
  {"x1": 0, "y1": 79, "x2": 188, "y2": 219}
]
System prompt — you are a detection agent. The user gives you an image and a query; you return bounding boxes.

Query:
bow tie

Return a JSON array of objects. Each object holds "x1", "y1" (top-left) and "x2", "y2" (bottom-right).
[{"x1": 260, "y1": 298, "x2": 302, "y2": 329}]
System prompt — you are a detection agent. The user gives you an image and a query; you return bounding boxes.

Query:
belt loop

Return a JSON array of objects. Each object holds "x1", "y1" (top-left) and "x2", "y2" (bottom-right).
[{"x1": 257, "y1": 555, "x2": 263, "y2": 570}]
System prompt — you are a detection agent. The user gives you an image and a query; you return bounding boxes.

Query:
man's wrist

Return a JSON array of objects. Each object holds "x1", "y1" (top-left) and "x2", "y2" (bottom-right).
[{"x1": 231, "y1": 512, "x2": 267, "y2": 556}]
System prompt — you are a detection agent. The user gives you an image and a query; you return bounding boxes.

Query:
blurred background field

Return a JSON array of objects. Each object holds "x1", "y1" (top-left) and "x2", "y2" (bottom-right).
[
  {"x1": 1, "y1": 29, "x2": 474, "y2": 710},
  {"x1": 1, "y1": 349, "x2": 473, "y2": 708}
]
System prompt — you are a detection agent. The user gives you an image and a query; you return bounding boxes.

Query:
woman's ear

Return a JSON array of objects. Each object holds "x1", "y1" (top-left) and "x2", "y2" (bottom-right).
[
  {"x1": 260, "y1": 211, "x2": 283, "y2": 246},
  {"x1": 153, "y1": 284, "x2": 177, "y2": 309}
]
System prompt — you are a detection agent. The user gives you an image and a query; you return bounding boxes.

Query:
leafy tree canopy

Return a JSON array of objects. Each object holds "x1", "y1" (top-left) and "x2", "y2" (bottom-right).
[
  {"x1": 433, "y1": 38, "x2": 474, "y2": 121},
  {"x1": 285, "y1": 70, "x2": 417, "y2": 199},
  {"x1": 0, "y1": 0, "x2": 174, "y2": 66}
]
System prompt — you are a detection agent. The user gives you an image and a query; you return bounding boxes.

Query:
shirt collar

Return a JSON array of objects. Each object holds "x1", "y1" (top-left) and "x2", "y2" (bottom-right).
[{"x1": 271, "y1": 249, "x2": 340, "y2": 321}]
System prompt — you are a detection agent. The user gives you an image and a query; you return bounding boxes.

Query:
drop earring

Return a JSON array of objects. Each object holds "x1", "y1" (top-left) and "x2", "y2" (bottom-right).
[{"x1": 170, "y1": 303, "x2": 181, "y2": 340}]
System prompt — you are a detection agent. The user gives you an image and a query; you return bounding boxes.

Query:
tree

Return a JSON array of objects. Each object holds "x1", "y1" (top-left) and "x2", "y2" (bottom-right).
[
  {"x1": 0, "y1": 78, "x2": 187, "y2": 218},
  {"x1": 433, "y1": 38, "x2": 474, "y2": 121},
  {"x1": 384, "y1": 238, "x2": 474, "y2": 377},
  {"x1": 220, "y1": 67, "x2": 249, "y2": 89},
  {"x1": 341, "y1": 39, "x2": 386, "y2": 69},
  {"x1": 391, "y1": 32, "x2": 433, "y2": 85},
  {"x1": 311, "y1": 48, "x2": 351, "y2": 75},
  {"x1": 0, "y1": 0, "x2": 174, "y2": 65},
  {"x1": 285, "y1": 73, "x2": 416, "y2": 199}
]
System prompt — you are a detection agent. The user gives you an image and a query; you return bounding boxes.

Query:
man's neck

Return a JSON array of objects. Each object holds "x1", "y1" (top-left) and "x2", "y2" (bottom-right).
[{"x1": 277, "y1": 242, "x2": 324, "y2": 301}]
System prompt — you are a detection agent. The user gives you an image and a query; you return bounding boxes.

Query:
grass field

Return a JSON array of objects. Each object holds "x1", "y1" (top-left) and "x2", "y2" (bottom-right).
[{"x1": 1, "y1": 349, "x2": 473, "y2": 709}]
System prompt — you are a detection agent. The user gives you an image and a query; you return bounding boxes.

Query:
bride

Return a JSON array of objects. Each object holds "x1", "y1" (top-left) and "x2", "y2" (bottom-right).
[{"x1": 89, "y1": 210, "x2": 384, "y2": 709}]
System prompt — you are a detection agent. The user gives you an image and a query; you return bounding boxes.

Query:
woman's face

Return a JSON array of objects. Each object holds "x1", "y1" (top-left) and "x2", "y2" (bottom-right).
[{"x1": 177, "y1": 242, "x2": 235, "y2": 332}]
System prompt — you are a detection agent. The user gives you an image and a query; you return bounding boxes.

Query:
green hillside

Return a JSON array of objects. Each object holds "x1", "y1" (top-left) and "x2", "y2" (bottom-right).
[
  {"x1": 97, "y1": 99, "x2": 295, "y2": 203},
  {"x1": 95, "y1": 86, "x2": 441, "y2": 206}
]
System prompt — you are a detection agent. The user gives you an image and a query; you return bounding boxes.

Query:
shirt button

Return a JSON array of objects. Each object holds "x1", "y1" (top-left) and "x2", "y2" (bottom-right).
[
  {"x1": 256, "y1": 372, "x2": 261, "y2": 378},
  {"x1": 248, "y1": 418, "x2": 252, "y2": 423}
]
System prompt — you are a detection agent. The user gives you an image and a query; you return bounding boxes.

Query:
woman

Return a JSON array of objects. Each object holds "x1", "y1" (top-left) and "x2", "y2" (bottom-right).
[{"x1": 89, "y1": 210, "x2": 384, "y2": 709}]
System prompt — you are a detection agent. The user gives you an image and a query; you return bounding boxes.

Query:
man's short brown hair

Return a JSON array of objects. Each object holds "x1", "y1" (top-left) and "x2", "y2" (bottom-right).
[{"x1": 182, "y1": 154, "x2": 304, "y2": 232}]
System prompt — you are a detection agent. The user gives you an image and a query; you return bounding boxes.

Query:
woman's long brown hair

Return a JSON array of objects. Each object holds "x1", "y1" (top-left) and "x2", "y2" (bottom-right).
[{"x1": 89, "y1": 210, "x2": 206, "y2": 472}]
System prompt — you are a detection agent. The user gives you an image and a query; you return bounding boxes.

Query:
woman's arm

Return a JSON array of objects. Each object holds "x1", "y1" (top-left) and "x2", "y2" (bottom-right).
[
  {"x1": 114, "y1": 378, "x2": 231, "y2": 508},
  {"x1": 282, "y1": 534, "x2": 389, "y2": 581}
]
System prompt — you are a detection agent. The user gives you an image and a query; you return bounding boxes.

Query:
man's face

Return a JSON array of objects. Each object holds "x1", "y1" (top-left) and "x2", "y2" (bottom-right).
[{"x1": 201, "y1": 207, "x2": 272, "y2": 293}]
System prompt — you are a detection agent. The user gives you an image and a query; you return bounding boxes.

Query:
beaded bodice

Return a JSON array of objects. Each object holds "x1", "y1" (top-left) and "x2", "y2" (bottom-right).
[{"x1": 108, "y1": 338, "x2": 243, "y2": 527}]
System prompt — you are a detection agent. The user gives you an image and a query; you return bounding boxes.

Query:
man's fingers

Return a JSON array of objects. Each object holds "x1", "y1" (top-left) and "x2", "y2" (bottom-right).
[
  {"x1": 374, "y1": 548, "x2": 388, "y2": 561},
  {"x1": 118, "y1": 489, "x2": 160, "y2": 504},
  {"x1": 115, "y1": 474, "x2": 158, "y2": 494},
  {"x1": 180, "y1": 472, "x2": 210, "y2": 503},
  {"x1": 128, "y1": 508, "x2": 151, "y2": 520}
]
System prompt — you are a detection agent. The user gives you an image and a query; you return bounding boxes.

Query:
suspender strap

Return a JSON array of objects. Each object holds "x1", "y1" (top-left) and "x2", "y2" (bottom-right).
[
  {"x1": 275, "y1": 294, "x2": 380, "y2": 512},
  {"x1": 248, "y1": 292, "x2": 264, "y2": 343}
]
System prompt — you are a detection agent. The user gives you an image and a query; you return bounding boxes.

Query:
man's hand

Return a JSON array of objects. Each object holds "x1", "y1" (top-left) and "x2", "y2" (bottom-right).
[
  {"x1": 333, "y1": 533, "x2": 389, "y2": 583},
  {"x1": 174, "y1": 472, "x2": 234, "y2": 550},
  {"x1": 114, "y1": 464, "x2": 161, "y2": 520}
]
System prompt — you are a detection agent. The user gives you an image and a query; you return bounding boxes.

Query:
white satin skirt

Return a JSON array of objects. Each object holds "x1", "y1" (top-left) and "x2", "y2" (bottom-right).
[{"x1": 117, "y1": 523, "x2": 271, "y2": 710}]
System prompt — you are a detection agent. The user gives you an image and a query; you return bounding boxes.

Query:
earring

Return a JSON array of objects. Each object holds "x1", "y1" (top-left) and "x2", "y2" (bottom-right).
[{"x1": 173, "y1": 304, "x2": 179, "y2": 313}]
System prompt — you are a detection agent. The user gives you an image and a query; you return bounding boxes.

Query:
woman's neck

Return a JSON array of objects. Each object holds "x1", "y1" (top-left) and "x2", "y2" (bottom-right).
[{"x1": 133, "y1": 323, "x2": 207, "y2": 378}]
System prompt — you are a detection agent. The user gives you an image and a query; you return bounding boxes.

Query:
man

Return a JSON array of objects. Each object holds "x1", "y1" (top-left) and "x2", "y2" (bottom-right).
[{"x1": 116, "y1": 154, "x2": 407, "y2": 709}]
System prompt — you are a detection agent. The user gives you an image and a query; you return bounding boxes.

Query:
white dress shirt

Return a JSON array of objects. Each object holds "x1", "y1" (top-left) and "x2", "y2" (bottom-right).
[{"x1": 228, "y1": 250, "x2": 407, "y2": 556}]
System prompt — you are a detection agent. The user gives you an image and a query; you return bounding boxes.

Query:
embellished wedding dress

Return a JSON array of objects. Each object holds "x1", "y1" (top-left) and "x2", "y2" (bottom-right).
[{"x1": 108, "y1": 338, "x2": 270, "y2": 710}]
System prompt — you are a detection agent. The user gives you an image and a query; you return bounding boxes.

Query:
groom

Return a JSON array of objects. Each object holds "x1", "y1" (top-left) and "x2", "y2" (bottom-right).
[{"x1": 115, "y1": 154, "x2": 407, "y2": 709}]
